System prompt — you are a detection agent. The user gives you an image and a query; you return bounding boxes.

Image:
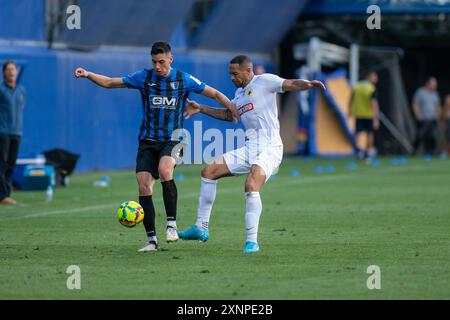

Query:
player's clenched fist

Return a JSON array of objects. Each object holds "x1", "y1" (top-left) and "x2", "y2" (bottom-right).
[
  {"x1": 309, "y1": 80, "x2": 326, "y2": 90},
  {"x1": 75, "y1": 67, "x2": 89, "y2": 78}
]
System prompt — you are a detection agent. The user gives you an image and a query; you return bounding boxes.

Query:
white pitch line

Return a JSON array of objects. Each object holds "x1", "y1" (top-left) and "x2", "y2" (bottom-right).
[
  {"x1": 0, "y1": 191, "x2": 200, "y2": 221},
  {"x1": 0, "y1": 164, "x2": 428, "y2": 222},
  {"x1": 0, "y1": 175, "x2": 344, "y2": 222}
]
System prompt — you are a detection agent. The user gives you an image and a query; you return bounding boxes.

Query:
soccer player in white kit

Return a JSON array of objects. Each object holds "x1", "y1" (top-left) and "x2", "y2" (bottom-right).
[{"x1": 178, "y1": 55, "x2": 325, "y2": 253}]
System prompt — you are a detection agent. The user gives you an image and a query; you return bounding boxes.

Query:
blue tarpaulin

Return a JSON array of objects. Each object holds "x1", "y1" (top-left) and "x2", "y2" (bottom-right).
[
  {"x1": 56, "y1": 0, "x2": 195, "y2": 47},
  {"x1": 191, "y1": 0, "x2": 309, "y2": 53},
  {"x1": 0, "y1": 0, "x2": 46, "y2": 41}
]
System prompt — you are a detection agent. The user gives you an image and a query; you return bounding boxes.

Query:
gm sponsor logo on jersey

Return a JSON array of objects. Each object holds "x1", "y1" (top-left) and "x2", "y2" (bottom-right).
[{"x1": 151, "y1": 96, "x2": 177, "y2": 109}]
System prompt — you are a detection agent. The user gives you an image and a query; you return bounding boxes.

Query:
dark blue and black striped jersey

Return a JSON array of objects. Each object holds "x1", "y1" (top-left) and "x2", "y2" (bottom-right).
[{"x1": 123, "y1": 68, "x2": 206, "y2": 142}]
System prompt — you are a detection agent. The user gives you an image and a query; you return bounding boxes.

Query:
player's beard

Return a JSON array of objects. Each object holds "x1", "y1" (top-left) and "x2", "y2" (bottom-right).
[{"x1": 232, "y1": 79, "x2": 244, "y2": 88}]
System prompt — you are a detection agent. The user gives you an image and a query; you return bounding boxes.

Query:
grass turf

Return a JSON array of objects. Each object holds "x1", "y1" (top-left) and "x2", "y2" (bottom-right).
[{"x1": 0, "y1": 157, "x2": 449, "y2": 299}]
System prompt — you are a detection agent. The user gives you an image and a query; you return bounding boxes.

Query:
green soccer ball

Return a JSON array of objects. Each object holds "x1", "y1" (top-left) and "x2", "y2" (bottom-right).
[{"x1": 117, "y1": 201, "x2": 144, "y2": 228}]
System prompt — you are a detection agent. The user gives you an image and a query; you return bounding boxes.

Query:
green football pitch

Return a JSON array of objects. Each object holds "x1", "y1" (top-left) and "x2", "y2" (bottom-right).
[{"x1": 0, "y1": 157, "x2": 449, "y2": 299}]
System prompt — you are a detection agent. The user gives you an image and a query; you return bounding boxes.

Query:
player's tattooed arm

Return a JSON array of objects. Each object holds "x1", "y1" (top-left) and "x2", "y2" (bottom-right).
[
  {"x1": 283, "y1": 79, "x2": 326, "y2": 92},
  {"x1": 183, "y1": 99, "x2": 233, "y2": 122},
  {"x1": 200, "y1": 85, "x2": 240, "y2": 122},
  {"x1": 199, "y1": 105, "x2": 234, "y2": 122},
  {"x1": 75, "y1": 67, "x2": 126, "y2": 88}
]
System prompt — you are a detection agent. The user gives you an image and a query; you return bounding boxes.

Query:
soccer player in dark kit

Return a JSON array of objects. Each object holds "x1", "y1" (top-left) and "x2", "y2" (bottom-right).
[{"x1": 75, "y1": 41, "x2": 239, "y2": 252}]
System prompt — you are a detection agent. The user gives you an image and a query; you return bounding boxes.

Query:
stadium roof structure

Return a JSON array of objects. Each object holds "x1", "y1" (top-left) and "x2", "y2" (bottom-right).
[
  {"x1": 2, "y1": 0, "x2": 450, "y2": 53},
  {"x1": 303, "y1": 0, "x2": 450, "y2": 15}
]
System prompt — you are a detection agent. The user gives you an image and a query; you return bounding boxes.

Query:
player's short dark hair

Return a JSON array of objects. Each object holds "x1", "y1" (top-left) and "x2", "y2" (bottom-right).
[
  {"x1": 2, "y1": 60, "x2": 17, "y2": 73},
  {"x1": 151, "y1": 41, "x2": 171, "y2": 55},
  {"x1": 230, "y1": 55, "x2": 252, "y2": 66}
]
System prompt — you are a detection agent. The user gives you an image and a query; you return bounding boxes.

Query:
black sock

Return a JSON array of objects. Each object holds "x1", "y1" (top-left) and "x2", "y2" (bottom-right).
[
  {"x1": 139, "y1": 195, "x2": 156, "y2": 241},
  {"x1": 161, "y1": 179, "x2": 177, "y2": 224}
]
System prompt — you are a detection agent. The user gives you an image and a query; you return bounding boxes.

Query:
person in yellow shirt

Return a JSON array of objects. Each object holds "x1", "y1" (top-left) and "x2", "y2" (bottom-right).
[{"x1": 350, "y1": 71, "x2": 380, "y2": 160}]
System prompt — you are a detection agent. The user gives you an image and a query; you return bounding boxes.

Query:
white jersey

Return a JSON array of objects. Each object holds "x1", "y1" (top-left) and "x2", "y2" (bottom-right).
[{"x1": 232, "y1": 74, "x2": 285, "y2": 148}]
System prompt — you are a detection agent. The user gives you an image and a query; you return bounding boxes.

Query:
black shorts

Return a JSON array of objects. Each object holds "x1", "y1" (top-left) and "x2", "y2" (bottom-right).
[
  {"x1": 136, "y1": 139, "x2": 183, "y2": 179},
  {"x1": 355, "y1": 119, "x2": 374, "y2": 133}
]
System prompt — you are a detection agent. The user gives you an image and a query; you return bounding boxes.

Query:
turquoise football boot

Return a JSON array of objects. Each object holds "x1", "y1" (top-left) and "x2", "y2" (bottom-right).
[
  {"x1": 243, "y1": 241, "x2": 260, "y2": 253},
  {"x1": 177, "y1": 225, "x2": 209, "y2": 242}
]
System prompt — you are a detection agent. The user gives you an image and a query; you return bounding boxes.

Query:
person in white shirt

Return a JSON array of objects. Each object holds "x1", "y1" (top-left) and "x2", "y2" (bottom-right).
[{"x1": 178, "y1": 55, "x2": 325, "y2": 253}]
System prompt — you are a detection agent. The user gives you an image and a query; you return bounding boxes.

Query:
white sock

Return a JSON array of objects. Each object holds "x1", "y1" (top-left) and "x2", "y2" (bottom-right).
[
  {"x1": 167, "y1": 220, "x2": 177, "y2": 229},
  {"x1": 196, "y1": 177, "x2": 217, "y2": 230},
  {"x1": 245, "y1": 192, "x2": 262, "y2": 243}
]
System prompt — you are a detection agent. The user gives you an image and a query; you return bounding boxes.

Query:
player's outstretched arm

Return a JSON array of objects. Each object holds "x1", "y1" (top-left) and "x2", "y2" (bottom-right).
[
  {"x1": 199, "y1": 85, "x2": 240, "y2": 122},
  {"x1": 74, "y1": 67, "x2": 126, "y2": 89},
  {"x1": 282, "y1": 79, "x2": 326, "y2": 92},
  {"x1": 183, "y1": 99, "x2": 233, "y2": 122}
]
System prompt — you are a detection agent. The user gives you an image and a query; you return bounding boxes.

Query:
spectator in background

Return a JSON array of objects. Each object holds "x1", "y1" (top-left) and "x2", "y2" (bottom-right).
[
  {"x1": 0, "y1": 61, "x2": 26, "y2": 205},
  {"x1": 254, "y1": 65, "x2": 266, "y2": 75},
  {"x1": 412, "y1": 77, "x2": 441, "y2": 155},
  {"x1": 443, "y1": 94, "x2": 450, "y2": 156},
  {"x1": 350, "y1": 71, "x2": 380, "y2": 160}
]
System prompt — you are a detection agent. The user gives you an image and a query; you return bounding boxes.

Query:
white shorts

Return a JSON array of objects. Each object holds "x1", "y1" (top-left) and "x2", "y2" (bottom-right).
[{"x1": 222, "y1": 144, "x2": 283, "y2": 181}]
